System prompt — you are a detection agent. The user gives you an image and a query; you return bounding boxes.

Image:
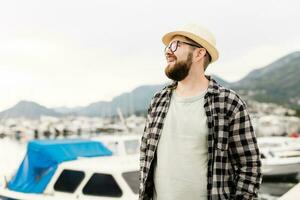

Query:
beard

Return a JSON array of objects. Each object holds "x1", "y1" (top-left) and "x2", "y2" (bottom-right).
[{"x1": 164, "y1": 52, "x2": 193, "y2": 81}]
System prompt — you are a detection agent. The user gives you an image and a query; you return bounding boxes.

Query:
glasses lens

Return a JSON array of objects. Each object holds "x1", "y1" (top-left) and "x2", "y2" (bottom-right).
[
  {"x1": 170, "y1": 41, "x2": 177, "y2": 52},
  {"x1": 165, "y1": 41, "x2": 178, "y2": 53}
]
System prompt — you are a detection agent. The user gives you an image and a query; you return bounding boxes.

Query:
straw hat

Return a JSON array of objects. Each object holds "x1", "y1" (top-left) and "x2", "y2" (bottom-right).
[{"x1": 162, "y1": 24, "x2": 219, "y2": 63}]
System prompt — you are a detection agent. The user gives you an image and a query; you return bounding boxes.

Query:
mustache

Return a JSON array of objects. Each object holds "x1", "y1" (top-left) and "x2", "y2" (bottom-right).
[{"x1": 165, "y1": 53, "x2": 177, "y2": 60}]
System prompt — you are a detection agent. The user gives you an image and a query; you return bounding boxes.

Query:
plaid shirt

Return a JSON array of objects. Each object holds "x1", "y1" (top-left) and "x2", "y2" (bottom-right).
[{"x1": 139, "y1": 76, "x2": 262, "y2": 200}]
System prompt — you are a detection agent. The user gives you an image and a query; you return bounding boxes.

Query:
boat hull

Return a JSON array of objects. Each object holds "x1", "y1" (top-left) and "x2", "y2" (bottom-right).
[{"x1": 263, "y1": 162, "x2": 300, "y2": 176}]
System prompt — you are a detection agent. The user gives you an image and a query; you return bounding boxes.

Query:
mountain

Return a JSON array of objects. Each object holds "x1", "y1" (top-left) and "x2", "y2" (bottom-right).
[
  {"x1": 0, "y1": 101, "x2": 61, "y2": 119},
  {"x1": 52, "y1": 106, "x2": 84, "y2": 114},
  {"x1": 232, "y1": 51, "x2": 300, "y2": 107},
  {"x1": 0, "y1": 84, "x2": 166, "y2": 119},
  {"x1": 75, "y1": 77, "x2": 229, "y2": 117},
  {"x1": 76, "y1": 84, "x2": 165, "y2": 117},
  {"x1": 2, "y1": 51, "x2": 299, "y2": 119},
  {"x1": 211, "y1": 75, "x2": 231, "y2": 88}
]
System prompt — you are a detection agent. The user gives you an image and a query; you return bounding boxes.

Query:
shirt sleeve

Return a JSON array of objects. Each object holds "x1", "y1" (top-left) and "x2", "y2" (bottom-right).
[
  {"x1": 139, "y1": 99, "x2": 153, "y2": 200},
  {"x1": 228, "y1": 102, "x2": 263, "y2": 200}
]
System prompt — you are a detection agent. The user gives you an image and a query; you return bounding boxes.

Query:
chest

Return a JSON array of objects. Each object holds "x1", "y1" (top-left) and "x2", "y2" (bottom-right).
[{"x1": 147, "y1": 94, "x2": 230, "y2": 150}]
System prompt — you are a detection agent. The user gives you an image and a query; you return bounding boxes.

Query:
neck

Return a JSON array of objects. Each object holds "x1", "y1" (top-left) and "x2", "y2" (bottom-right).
[{"x1": 175, "y1": 64, "x2": 209, "y2": 97}]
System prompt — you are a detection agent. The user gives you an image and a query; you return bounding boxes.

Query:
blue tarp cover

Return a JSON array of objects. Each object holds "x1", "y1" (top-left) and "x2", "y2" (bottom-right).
[{"x1": 8, "y1": 139, "x2": 112, "y2": 193}]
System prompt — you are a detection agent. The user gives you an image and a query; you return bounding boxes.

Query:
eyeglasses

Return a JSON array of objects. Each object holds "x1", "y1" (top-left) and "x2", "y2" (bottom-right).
[{"x1": 164, "y1": 40, "x2": 203, "y2": 53}]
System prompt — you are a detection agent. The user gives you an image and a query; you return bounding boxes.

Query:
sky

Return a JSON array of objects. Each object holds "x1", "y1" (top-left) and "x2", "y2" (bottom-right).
[{"x1": 0, "y1": 0, "x2": 299, "y2": 111}]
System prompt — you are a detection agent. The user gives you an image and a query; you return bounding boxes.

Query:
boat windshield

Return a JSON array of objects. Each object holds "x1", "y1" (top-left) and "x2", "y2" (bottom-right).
[
  {"x1": 54, "y1": 169, "x2": 85, "y2": 193},
  {"x1": 83, "y1": 173, "x2": 123, "y2": 197},
  {"x1": 124, "y1": 139, "x2": 140, "y2": 155}
]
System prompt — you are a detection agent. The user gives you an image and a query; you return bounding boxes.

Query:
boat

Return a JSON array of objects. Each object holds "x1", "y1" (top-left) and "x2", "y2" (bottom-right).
[
  {"x1": 91, "y1": 133, "x2": 141, "y2": 156},
  {"x1": 258, "y1": 136, "x2": 300, "y2": 177},
  {"x1": 0, "y1": 139, "x2": 139, "y2": 200}
]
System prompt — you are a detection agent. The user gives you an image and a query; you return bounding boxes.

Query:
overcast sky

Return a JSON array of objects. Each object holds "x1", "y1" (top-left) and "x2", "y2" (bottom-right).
[{"x1": 0, "y1": 0, "x2": 299, "y2": 111}]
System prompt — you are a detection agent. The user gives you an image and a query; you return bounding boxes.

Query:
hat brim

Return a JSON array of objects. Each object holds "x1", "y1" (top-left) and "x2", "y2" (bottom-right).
[{"x1": 162, "y1": 31, "x2": 219, "y2": 63}]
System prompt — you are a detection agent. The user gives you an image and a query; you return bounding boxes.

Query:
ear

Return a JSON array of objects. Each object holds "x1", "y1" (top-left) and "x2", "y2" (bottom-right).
[{"x1": 193, "y1": 48, "x2": 206, "y2": 62}]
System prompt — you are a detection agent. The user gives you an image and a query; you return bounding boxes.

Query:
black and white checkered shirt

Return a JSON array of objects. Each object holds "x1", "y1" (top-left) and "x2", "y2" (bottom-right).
[{"x1": 139, "y1": 76, "x2": 262, "y2": 200}]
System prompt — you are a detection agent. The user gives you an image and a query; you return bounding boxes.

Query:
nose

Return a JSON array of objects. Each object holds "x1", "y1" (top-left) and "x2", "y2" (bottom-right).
[
  {"x1": 165, "y1": 47, "x2": 175, "y2": 57},
  {"x1": 164, "y1": 45, "x2": 173, "y2": 54},
  {"x1": 165, "y1": 51, "x2": 176, "y2": 61},
  {"x1": 165, "y1": 52, "x2": 174, "y2": 59}
]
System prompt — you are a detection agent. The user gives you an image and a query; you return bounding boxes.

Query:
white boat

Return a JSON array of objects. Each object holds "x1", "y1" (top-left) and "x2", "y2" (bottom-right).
[
  {"x1": 91, "y1": 134, "x2": 141, "y2": 156},
  {"x1": 0, "y1": 139, "x2": 139, "y2": 200},
  {"x1": 258, "y1": 137, "x2": 300, "y2": 176}
]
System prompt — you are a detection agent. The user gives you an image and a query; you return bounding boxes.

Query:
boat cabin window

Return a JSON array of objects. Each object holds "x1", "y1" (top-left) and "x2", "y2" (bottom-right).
[
  {"x1": 258, "y1": 142, "x2": 281, "y2": 148},
  {"x1": 83, "y1": 173, "x2": 122, "y2": 197},
  {"x1": 106, "y1": 142, "x2": 119, "y2": 155},
  {"x1": 54, "y1": 169, "x2": 85, "y2": 193},
  {"x1": 124, "y1": 139, "x2": 139, "y2": 154},
  {"x1": 122, "y1": 171, "x2": 139, "y2": 194}
]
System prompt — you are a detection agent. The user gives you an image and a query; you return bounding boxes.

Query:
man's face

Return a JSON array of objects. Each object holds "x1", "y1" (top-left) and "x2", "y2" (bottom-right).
[{"x1": 164, "y1": 36, "x2": 194, "y2": 81}]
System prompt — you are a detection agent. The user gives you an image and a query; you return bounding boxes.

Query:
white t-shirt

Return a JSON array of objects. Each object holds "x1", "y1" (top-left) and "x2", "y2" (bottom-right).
[{"x1": 153, "y1": 89, "x2": 209, "y2": 200}]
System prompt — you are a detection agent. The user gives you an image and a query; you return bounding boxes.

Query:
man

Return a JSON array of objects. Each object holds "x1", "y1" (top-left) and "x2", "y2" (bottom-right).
[{"x1": 139, "y1": 24, "x2": 262, "y2": 200}]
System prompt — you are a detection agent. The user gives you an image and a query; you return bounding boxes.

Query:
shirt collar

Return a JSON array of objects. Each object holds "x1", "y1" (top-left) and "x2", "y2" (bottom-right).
[{"x1": 165, "y1": 75, "x2": 220, "y2": 95}]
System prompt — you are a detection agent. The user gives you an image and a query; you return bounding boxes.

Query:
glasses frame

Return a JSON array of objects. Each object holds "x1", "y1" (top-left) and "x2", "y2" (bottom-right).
[{"x1": 164, "y1": 40, "x2": 203, "y2": 53}]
